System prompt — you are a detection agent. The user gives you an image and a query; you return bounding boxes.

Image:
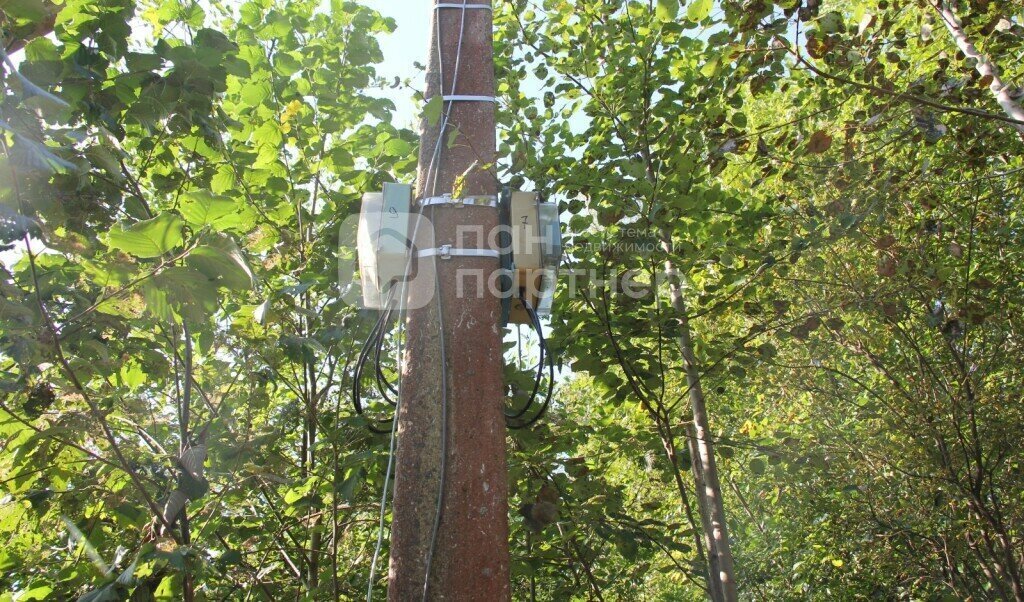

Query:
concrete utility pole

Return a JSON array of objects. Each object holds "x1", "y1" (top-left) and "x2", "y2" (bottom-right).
[{"x1": 388, "y1": 1, "x2": 510, "y2": 600}]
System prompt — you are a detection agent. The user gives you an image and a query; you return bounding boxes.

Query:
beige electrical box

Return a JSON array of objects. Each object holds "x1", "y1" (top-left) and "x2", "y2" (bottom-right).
[
  {"x1": 508, "y1": 192, "x2": 561, "y2": 324},
  {"x1": 511, "y1": 191, "x2": 542, "y2": 271},
  {"x1": 357, "y1": 183, "x2": 412, "y2": 309}
]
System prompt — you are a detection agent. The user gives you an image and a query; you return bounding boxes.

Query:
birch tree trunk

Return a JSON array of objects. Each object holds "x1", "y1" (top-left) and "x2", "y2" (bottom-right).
[
  {"x1": 661, "y1": 240, "x2": 738, "y2": 602},
  {"x1": 931, "y1": 1, "x2": 1024, "y2": 135}
]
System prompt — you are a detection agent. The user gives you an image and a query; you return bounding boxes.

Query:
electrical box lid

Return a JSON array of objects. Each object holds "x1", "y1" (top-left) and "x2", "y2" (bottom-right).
[{"x1": 357, "y1": 183, "x2": 412, "y2": 309}]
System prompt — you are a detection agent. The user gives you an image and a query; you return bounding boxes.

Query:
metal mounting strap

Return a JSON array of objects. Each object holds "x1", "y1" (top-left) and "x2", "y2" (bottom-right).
[
  {"x1": 425, "y1": 95, "x2": 498, "y2": 104},
  {"x1": 420, "y1": 194, "x2": 499, "y2": 209},
  {"x1": 434, "y1": 3, "x2": 492, "y2": 9},
  {"x1": 417, "y1": 245, "x2": 500, "y2": 260}
]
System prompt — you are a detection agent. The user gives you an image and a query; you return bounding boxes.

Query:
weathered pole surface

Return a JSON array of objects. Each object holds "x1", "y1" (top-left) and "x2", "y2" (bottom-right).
[{"x1": 388, "y1": 1, "x2": 510, "y2": 600}]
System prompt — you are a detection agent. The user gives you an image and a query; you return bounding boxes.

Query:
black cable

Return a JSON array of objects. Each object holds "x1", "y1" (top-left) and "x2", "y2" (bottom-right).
[
  {"x1": 513, "y1": 299, "x2": 555, "y2": 428},
  {"x1": 373, "y1": 302, "x2": 399, "y2": 404},
  {"x1": 506, "y1": 293, "x2": 555, "y2": 429},
  {"x1": 352, "y1": 283, "x2": 400, "y2": 433},
  {"x1": 504, "y1": 294, "x2": 547, "y2": 421},
  {"x1": 352, "y1": 303, "x2": 387, "y2": 413}
]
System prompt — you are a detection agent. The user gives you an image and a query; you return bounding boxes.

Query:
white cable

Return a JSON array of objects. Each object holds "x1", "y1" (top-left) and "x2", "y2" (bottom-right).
[
  {"x1": 424, "y1": 0, "x2": 471, "y2": 195},
  {"x1": 365, "y1": 316, "x2": 401, "y2": 602}
]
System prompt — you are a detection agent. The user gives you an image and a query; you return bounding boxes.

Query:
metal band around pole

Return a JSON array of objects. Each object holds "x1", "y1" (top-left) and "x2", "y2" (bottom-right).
[
  {"x1": 425, "y1": 95, "x2": 498, "y2": 104},
  {"x1": 420, "y1": 194, "x2": 499, "y2": 209},
  {"x1": 434, "y1": 3, "x2": 492, "y2": 9},
  {"x1": 417, "y1": 245, "x2": 500, "y2": 260}
]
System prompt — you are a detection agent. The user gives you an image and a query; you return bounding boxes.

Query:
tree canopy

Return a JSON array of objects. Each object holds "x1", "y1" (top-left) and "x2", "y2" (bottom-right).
[{"x1": 1, "y1": 0, "x2": 1023, "y2": 600}]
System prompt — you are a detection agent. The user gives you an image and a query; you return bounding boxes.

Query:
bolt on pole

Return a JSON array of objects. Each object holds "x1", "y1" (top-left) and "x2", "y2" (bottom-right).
[{"x1": 387, "y1": 1, "x2": 510, "y2": 600}]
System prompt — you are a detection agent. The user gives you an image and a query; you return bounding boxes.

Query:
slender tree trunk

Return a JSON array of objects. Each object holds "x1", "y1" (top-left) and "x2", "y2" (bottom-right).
[
  {"x1": 660, "y1": 421, "x2": 721, "y2": 601},
  {"x1": 685, "y1": 423, "x2": 725, "y2": 602},
  {"x1": 931, "y1": 1, "x2": 1024, "y2": 135},
  {"x1": 660, "y1": 242, "x2": 738, "y2": 602},
  {"x1": 178, "y1": 321, "x2": 196, "y2": 602},
  {"x1": 306, "y1": 356, "x2": 321, "y2": 591}
]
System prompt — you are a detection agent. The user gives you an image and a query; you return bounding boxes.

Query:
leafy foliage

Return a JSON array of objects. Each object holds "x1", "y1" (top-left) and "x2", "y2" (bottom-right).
[{"x1": 2, "y1": 0, "x2": 1024, "y2": 600}]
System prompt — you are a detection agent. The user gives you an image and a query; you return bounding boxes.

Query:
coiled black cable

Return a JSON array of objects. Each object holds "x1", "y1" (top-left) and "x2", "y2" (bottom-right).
[
  {"x1": 352, "y1": 283, "x2": 400, "y2": 433},
  {"x1": 505, "y1": 293, "x2": 555, "y2": 429}
]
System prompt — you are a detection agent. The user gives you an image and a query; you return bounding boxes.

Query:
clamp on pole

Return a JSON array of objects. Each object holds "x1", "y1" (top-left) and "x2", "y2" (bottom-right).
[
  {"x1": 434, "y1": 3, "x2": 492, "y2": 9},
  {"x1": 417, "y1": 245, "x2": 500, "y2": 260},
  {"x1": 425, "y1": 95, "x2": 498, "y2": 104},
  {"x1": 420, "y1": 194, "x2": 499, "y2": 209}
]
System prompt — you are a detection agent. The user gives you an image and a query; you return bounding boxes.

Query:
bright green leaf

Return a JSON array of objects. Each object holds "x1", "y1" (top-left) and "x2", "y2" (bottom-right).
[
  {"x1": 656, "y1": 0, "x2": 679, "y2": 22},
  {"x1": 179, "y1": 191, "x2": 239, "y2": 228},
  {"x1": 186, "y1": 236, "x2": 255, "y2": 290},
  {"x1": 687, "y1": 0, "x2": 712, "y2": 22},
  {"x1": 423, "y1": 95, "x2": 443, "y2": 127},
  {"x1": 107, "y1": 213, "x2": 184, "y2": 259}
]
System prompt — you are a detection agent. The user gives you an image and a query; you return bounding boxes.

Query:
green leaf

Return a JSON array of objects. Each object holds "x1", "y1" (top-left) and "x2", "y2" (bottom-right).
[
  {"x1": 144, "y1": 267, "x2": 219, "y2": 322},
  {"x1": 240, "y1": 80, "x2": 272, "y2": 107},
  {"x1": 186, "y1": 235, "x2": 255, "y2": 290},
  {"x1": 819, "y1": 11, "x2": 844, "y2": 35},
  {"x1": 384, "y1": 137, "x2": 413, "y2": 157},
  {"x1": 179, "y1": 191, "x2": 238, "y2": 229},
  {"x1": 19, "y1": 585, "x2": 53, "y2": 601},
  {"x1": 423, "y1": 95, "x2": 443, "y2": 127},
  {"x1": 107, "y1": 213, "x2": 184, "y2": 258},
  {"x1": 253, "y1": 298, "x2": 272, "y2": 325},
  {"x1": 219, "y1": 550, "x2": 243, "y2": 566},
  {"x1": 273, "y1": 52, "x2": 301, "y2": 77},
  {"x1": 211, "y1": 166, "x2": 235, "y2": 194},
  {"x1": 1, "y1": 0, "x2": 52, "y2": 22},
  {"x1": 656, "y1": 0, "x2": 679, "y2": 22},
  {"x1": 687, "y1": 0, "x2": 712, "y2": 22},
  {"x1": 252, "y1": 121, "x2": 283, "y2": 147}
]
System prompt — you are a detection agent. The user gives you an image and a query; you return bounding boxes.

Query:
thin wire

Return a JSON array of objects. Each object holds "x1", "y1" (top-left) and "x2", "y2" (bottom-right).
[
  {"x1": 352, "y1": 285, "x2": 399, "y2": 427},
  {"x1": 366, "y1": 329, "x2": 401, "y2": 602},
  {"x1": 517, "y1": 324, "x2": 523, "y2": 367},
  {"x1": 424, "y1": 0, "x2": 470, "y2": 196},
  {"x1": 366, "y1": 210, "x2": 428, "y2": 601},
  {"x1": 421, "y1": 210, "x2": 448, "y2": 602},
  {"x1": 420, "y1": 3, "x2": 471, "y2": 599},
  {"x1": 504, "y1": 300, "x2": 546, "y2": 421},
  {"x1": 507, "y1": 296, "x2": 555, "y2": 429}
]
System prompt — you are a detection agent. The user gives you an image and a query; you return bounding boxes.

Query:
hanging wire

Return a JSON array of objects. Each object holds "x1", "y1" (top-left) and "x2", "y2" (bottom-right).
[
  {"x1": 419, "y1": 2, "x2": 472, "y2": 599},
  {"x1": 352, "y1": 283, "x2": 399, "y2": 433},
  {"x1": 367, "y1": 2, "x2": 472, "y2": 600},
  {"x1": 505, "y1": 293, "x2": 555, "y2": 429},
  {"x1": 365, "y1": 314, "x2": 402, "y2": 602},
  {"x1": 504, "y1": 299, "x2": 547, "y2": 422},
  {"x1": 366, "y1": 211, "x2": 427, "y2": 599}
]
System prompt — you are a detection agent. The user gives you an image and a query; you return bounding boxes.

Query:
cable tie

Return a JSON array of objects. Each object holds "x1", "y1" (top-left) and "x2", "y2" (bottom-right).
[
  {"x1": 426, "y1": 95, "x2": 498, "y2": 104},
  {"x1": 417, "y1": 245, "x2": 500, "y2": 260},
  {"x1": 434, "y1": 3, "x2": 492, "y2": 9},
  {"x1": 420, "y1": 194, "x2": 499, "y2": 209}
]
